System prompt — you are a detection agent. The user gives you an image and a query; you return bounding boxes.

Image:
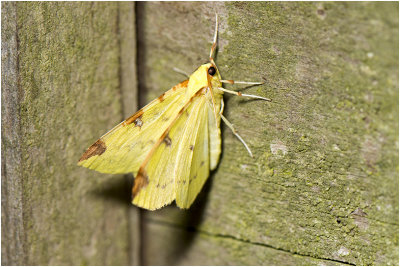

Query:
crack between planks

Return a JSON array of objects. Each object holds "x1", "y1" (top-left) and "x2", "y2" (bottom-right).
[
  {"x1": 134, "y1": 3, "x2": 147, "y2": 266},
  {"x1": 147, "y1": 218, "x2": 356, "y2": 266},
  {"x1": 117, "y1": 2, "x2": 142, "y2": 265}
]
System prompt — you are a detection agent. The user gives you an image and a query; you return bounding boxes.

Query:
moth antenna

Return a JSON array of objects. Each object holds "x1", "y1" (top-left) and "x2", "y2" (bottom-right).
[
  {"x1": 172, "y1": 67, "x2": 190, "y2": 78},
  {"x1": 209, "y1": 13, "x2": 218, "y2": 65}
]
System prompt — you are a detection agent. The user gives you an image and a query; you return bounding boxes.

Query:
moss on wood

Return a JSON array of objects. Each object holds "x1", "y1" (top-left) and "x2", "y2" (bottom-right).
[
  {"x1": 2, "y1": 2, "x2": 137, "y2": 265},
  {"x1": 139, "y1": 2, "x2": 398, "y2": 265}
]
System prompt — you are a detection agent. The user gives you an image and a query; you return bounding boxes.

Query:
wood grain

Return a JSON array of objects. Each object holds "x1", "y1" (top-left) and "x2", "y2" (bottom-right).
[
  {"x1": 1, "y1": 2, "x2": 138, "y2": 265},
  {"x1": 137, "y1": 2, "x2": 399, "y2": 265}
]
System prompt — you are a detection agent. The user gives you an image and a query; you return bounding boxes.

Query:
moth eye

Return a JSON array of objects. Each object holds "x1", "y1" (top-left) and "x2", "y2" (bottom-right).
[{"x1": 208, "y1": 67, "x2": 216, "y2": 76}]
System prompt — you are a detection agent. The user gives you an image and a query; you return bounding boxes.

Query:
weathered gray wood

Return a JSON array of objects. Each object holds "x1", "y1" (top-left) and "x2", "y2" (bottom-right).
[
  {"x1": 138, "y1": 2, "x2": 399, "y2": 265},
  {"x1": 1, "y1": 2, "x2": 138, "y2": 265},
  {"x1": 1, "y1": 2, "x2": 26, "y2": 265},
  {"x1": 144, "y1": 220, "x2": 345, "y2": 266}
]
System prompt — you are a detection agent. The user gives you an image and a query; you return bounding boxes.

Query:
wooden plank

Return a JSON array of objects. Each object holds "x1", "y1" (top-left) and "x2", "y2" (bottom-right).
[
  {"x1": 1, "y1": 2, "x2": 26, "y2": 265},
  {"x1": 138, "y1": 2, "x2": 399, "y2": 265},
  {"x1": 1, "y1": 2, "x2": 138, "y2": 265}
]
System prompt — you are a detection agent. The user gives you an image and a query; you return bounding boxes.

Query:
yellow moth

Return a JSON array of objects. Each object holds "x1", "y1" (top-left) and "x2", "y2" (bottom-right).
[{"x1": 78, "y1": 15, "x2": 270, "y2": 210}]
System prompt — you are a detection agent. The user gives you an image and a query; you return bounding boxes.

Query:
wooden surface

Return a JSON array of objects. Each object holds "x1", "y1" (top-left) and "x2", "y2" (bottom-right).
[
  {"x1": 1, "y1": 2, "x2": 398, "y2": 265},
  {"x1": 138, "y1": 2, "x2": 399, "y2": 265},
  {"x1": 1, "y1": 2, "x2": 138, "y2": 265},
  {"x1": 2, "y1": 2, "x2": 25, "y2": 264}
]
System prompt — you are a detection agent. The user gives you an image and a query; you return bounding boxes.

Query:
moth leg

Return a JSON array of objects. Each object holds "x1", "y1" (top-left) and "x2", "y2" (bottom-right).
[
  {"x1": 172, "y1": 67, "x2": 190, "y2": 78},
  {"x1": 219, "y1": 99, "x2": 254, "y2": 158},
  {"x1": 217, "y1": 87, "x2": 271, "y2": 101},
  {"x1": 219, "y1": 98, "x2": 225, "y2": 113},
  {"x1": 221, "y1": 80, "x2": 264, "y2": 85}
]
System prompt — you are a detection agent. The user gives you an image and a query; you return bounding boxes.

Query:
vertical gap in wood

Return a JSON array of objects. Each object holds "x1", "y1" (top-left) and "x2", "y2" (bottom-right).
[
  {"x1": 1, "y1": 2, "x2": 26, "y2": 265},
  {"x1": 134, "y1": 2, "x2": 147, "y2": 266},
  {"x1": 135, "y1": 2, "x2": 148, "y2": 110},
  {"x1": 117, "y1": 2, "x2": 141, "y2": 265}
]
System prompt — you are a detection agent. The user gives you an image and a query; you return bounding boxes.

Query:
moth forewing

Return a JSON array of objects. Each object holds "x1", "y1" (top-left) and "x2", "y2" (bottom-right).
[
  {"x1": 132, "y1": 88, "x2": 207, "y2": 210},
  {"x1": 78, "y1": 80, "x2": 189, "y2": 174},
  {"x1": 175, "y1": 98, "x2": 210, "y2": 208}
]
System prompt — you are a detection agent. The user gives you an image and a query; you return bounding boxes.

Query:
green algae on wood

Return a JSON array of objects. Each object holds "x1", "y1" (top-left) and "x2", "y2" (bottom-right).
[
  {"x1": 139, "y1": 2, "x2": 398, "y2": 265},
  {"x1": 2, "y1": 2, "x2": 137, "y2": 265}
]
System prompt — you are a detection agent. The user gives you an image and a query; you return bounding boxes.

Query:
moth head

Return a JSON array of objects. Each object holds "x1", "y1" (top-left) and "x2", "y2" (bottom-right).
[
  {"x1": 188, "y1": 63, "x2": 221, "y2": 91},
  {"x1": 205, "y1": 63, "x2": 222, "y2": 90}
]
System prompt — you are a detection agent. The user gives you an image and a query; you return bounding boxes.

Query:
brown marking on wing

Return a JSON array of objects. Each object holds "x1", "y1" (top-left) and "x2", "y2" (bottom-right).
[
  {"x1": 163, "y1": 134, "x2": 172, "y2": 146},
  {"x1": 225, "y1": 80, "x2": 234, "y2": 84},
  {"x1": 172, "y1": 80, "x2": 189, "y2": 91},
  {"x1": 158, "y1": 92, "x2": 166, "y2": 102},
  {"x1": 79, "y1": 139, "x2": 106, "y2": 162},
  {"x1": 132, "y1": 168, "x2": 149, "y2": 198},
  {"x1": 134, "y1": 115, "x2": 143, "y2": 127},
  {"x1": 189, "y1": 145, "x2": 194, "y2": 151},
  {"x1": 124, "y1": 109, "x2": 144, "y2": 126}
]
